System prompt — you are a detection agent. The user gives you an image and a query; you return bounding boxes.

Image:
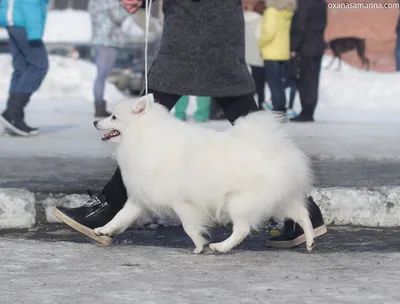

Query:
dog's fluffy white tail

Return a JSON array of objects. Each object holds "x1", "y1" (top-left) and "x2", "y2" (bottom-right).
[{"x1": 232, "y1": 111, "x2": 313, "y2": 194}]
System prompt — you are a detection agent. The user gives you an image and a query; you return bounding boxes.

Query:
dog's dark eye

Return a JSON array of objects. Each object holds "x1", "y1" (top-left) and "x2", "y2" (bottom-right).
[{"x1": 111, "y1": 115, "x2": 117, "y2": 120}]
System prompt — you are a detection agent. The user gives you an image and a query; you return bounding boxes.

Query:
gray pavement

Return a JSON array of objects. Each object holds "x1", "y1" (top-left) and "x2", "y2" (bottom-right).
[
  {"x1": 1, "y1": 157, "x2": 400, "y2": 193},
  {"x1": 0, "y1": 226, "x2": 400, "y2": 304}
]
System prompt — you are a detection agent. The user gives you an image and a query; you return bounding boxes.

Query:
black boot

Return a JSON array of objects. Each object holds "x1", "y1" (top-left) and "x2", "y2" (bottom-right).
[
  {"x1": 267, "y1": 196, "x2": 327, "y2": 248},
  {"x1": 53, "y1": 189, "x2": 118, "y2": 245},
  {"x1": 0, "y1": 93, "x2": 39, "y2": 136},
  {"x1": 94, "y1": 100, "x2": 111, "y2": 118},
  {"x1": 290, "y1": 111, "x2": 314, "y2": 122}
]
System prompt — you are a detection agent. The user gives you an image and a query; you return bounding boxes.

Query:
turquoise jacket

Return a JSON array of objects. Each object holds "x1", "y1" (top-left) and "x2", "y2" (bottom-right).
[{"x1": 0, "y1": 0, "x2": 49, "y2": 40}]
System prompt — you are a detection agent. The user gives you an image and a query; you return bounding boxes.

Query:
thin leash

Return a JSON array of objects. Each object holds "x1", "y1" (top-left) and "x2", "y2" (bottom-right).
[{"x1": 144, "y1": 0, "x2": 152, "y2": 97}]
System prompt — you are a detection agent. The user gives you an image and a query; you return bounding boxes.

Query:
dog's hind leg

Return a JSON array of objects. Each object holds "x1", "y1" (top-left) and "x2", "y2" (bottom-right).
[
  {"x1": 172, "y1": 201, "x2": 209, "y2": 254},
  {"x1": 209, "y1": 220, "x2": 251, "y2": 253},
  {"x1": 94, "y1": 201, "x2": 143, "y2": 237},
  {"x1": 285, "y1": 201, "x2": 316, "y2": 252},
  {"x1": 209, "y1": 193, "x2": 256, "y2": 253}
]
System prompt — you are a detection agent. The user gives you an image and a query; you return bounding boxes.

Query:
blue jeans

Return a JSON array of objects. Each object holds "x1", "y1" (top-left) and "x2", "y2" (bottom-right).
[
  {"x1": 7, "y1": 26, "x2": 48, "y2": 95},
  {"x1": 396, "y1": 33, "x2": 400, "y2": 71},
  {"x1": 264, "y1": 60, "x2": 287, "y2": 112},
  {"x1": 94, "y1": 46, "x2": 117, "y2": 103}
]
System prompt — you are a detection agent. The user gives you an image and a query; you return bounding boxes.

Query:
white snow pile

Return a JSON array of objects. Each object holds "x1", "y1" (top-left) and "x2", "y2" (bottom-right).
[
  {"x1": 318, "y1": 56, "x2": 400, "y2": 110},
  {"x1": 0, "y1": 188, "x2": 36, "y2": 229},
  {"x1": 0, "y1": 9, "x2": 162, "y2": 44},
  {"x1": 0, "y1": 54, "x2": 126, "y2": 102},
  {"x1": 1, "y1": 186, "x2": 400, "y2": 229}
]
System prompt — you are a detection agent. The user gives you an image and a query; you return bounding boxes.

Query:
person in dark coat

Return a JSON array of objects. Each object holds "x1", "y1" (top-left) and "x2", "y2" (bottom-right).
[
  {"x1": 55, "y1": 0, "x2": 326, "y2": 249},
  {"x1": 289, "y1": 0, "x2": 327, "y2": 122},
  {"x1": 395, "y1": 7, "x2": 400, "y2": 71}
]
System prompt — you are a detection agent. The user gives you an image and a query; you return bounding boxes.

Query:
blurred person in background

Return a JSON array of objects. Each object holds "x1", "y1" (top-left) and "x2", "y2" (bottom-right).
[
  {"x1": 0, "y1": 0, "x2": 49, "y2": 136},
  {"x1": 258, "y1": 0, "x2": 297, "y2": 118},
  {"x1": 174, "y1": 96, "x2": 211, "y2": 123},
  {"x1": 284, "y1": 54, "x2": 299, "y2": 118},
  {"x1": 243, "y1": 0, "x2": 266, "y2": 109},
  {"x1": 289, "y1": 0, "x2": 327, "y2": 122},
  {"x1": 88, "y1": 0, "x2": 130, "y2": 118},
  {"x1": 395, "y1": 5, "x2": 400, "y2": 71}
]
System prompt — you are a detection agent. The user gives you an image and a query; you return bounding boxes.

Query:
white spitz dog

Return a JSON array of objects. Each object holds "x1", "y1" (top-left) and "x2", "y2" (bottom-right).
[{"x1": 93, "y1": 94, "x2": 315, "y2": 254}]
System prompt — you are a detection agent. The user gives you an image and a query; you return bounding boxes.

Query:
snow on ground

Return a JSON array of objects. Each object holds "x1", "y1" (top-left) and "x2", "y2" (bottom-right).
[
  {"x1": 0, "y1": 238, "x2": 399, "y2": 304},
  {"x1": 0, "y1": 54, "x2": 126, "y2": 103},
  {"x1": 0, "y1": 98, "x2": 399, "y2": 160}
]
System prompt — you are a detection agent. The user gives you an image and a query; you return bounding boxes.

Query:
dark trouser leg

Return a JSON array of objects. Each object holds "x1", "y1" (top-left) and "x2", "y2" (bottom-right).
[
  {"x1": 7, "y1": 28, "x2": 28, "y2": 96},
  {"x1": 297, "y1": 55, "x2": 322, "y2": 117},
  {"x1": 93, "y1": 46, "x2": 118, "y2": 103},
  {"x1": 250, "y1": 65, "x2": 265, "y2": 108},
  {"x1": 7, "y1": 27, "x2": 48, "y2": 95},
  {"x1": 396, "y1": 33, "x2": 400, "y2": 71},
  {"x1": 264, "y1": 60, "x2": 287, "y2": 112},
  {"x1": 102, "y1": 89, "x2": 182, "y2": 210},
  {"x1": 214, "y1": 93, "x2": 259, "y2": 125}
]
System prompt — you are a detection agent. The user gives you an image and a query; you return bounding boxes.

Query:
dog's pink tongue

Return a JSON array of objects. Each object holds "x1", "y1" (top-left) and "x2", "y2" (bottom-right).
[{"x1": 103, "y1": 131, "x2": 114, "y2": 139}]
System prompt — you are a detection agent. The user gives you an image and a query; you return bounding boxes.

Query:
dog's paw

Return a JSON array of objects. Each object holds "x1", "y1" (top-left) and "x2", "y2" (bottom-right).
[
  {"x1": 192, "y1": 246, "x2": 205, "y2": 255},
  {"x1": 94, "y1": 226, "x2": 114, "y2": 237},
  {"x1": 306, "y1": 238, "x2": 316, "y2": 252},
  {"x1": 209, "y1": 242, "x2": 229, "y2": 253}
]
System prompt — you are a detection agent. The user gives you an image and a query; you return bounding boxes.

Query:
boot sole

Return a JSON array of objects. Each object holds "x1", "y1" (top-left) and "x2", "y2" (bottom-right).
[
  {"x1": 0, "y1": 115, "x2": 39, "y2": 136},
  {"x1": 267, "y1": 224, "x2": 328, "y2": 249},
  {"x1": 52, "y1": 208, "x2": 113, "y2": 246}
]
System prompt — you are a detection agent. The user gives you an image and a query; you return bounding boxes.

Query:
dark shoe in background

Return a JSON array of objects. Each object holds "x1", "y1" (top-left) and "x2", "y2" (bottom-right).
[
  {"x1": 95, "y1": 100, "x2": 112, "y2": 118},
  {"x1": 290, "y1": 112, "x2": 314, "y2": 122},
  {"x1": 0, "y1": 93, "x2": 39, "y2": 136}
]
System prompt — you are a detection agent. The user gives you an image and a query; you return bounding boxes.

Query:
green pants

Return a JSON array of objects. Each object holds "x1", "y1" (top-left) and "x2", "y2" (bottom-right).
[{"x1": 174, "y1": 96, "x2": 211, "y2": 122}]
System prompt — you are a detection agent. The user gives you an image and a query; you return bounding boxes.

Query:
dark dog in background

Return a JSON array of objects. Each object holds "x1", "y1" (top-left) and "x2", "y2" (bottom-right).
[{"x1": 325, "y1": 37, "x2": 369, "y2": 71}]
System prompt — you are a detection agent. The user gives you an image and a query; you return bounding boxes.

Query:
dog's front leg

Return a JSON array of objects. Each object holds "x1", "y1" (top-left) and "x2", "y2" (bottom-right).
[{"x1": 94, "y1": 201, "x2": 143, "y2": 237}]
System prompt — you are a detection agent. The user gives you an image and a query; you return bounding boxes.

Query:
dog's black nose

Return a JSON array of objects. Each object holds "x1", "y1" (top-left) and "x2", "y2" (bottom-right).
[{"x1": 93, "y1": 121, "x2": 98, "y2": 128}]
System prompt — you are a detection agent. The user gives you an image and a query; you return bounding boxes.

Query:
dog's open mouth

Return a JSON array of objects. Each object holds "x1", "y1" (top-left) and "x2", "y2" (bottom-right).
[{"x1": 102, "y1": 129, "x2": 121, "y2": 141}]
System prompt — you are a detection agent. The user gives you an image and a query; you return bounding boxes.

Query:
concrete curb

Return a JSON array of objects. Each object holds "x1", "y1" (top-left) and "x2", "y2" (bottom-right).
[{"x1": 0, "y1": 187, "x2": 399, "y2": 229}]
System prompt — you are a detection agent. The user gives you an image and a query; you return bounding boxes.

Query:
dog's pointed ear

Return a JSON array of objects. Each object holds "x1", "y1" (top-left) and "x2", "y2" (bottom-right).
[{"x1": 132, "y1": 94, "x2": 153, "y2": 115}]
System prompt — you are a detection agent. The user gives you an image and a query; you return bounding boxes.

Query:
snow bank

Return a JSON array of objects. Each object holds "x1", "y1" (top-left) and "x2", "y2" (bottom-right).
[
  {"x1": 1, "y1": 187, "x2": 399, "y2": 229},
  {"x1": 318, "y1": 56, "x2": 400, "y2": 110},
  {"x1": 0, "y1": 189, "x2": 36, "y2": 229},
  {"x1": 0, "y1": 54, "x2": 126, "y2": 102},
  {"x1": 0, "y1": 9, "x2": 162, "y2": 44},
  {"x1": 43, "y1": 9, "x2": 92, "y2": 43}
]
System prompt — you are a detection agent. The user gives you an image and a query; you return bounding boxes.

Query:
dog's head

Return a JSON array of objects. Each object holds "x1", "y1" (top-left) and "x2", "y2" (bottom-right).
[{"x1": 93, "y1": 94, "x2": 155, "y2": 143}]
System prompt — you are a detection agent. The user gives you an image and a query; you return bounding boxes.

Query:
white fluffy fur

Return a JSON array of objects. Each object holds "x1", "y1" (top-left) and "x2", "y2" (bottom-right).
[{"x1": 93, "y1": 94, "x2": 316, "y2": 253}]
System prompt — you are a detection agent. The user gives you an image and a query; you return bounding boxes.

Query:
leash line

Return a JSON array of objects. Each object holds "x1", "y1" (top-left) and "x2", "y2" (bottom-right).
[{"x1": 144, "y1": 0, "x2": 152, "y2": 96}]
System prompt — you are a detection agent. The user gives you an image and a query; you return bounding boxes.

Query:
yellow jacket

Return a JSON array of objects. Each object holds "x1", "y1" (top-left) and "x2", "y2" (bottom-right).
[{"x1": 258, "y1": 4, "x2": 295, "y2": 61}]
